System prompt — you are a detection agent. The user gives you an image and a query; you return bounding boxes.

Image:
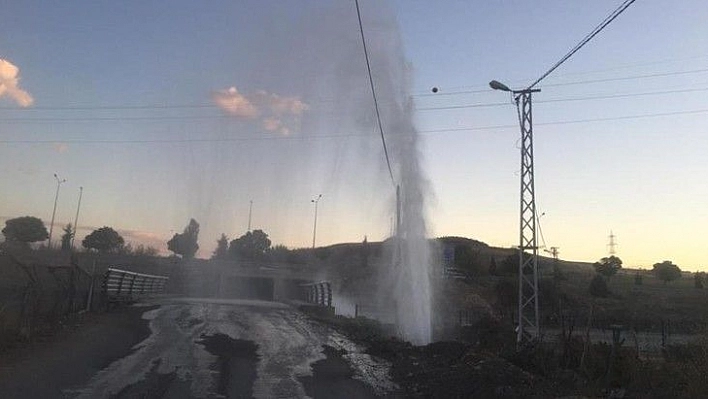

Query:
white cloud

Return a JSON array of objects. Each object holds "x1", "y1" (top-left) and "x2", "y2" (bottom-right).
[
  {"x1": 212, "y1": 86, "x2": 308, "y2": 135},
  {"x1": 0, "y1": 59, "x2": 33, "y2": 107},
  {"x1": 262, "y1": 117, "x2": 282, "y2": 132},
  {"x1": 53, "y1": 143, "x2": 69, "y2": 153},
  {"x1": 252, "y1": 90, "x2": 309, "y2": 116},
  {"x1": 211, "y1": 87, "x2": 259, "y2": 118}
]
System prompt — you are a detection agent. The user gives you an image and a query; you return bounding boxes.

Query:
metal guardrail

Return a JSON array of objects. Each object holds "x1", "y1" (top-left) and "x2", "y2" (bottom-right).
[
  {"x1": 102, "y1": 267, "x2": 168, "y2": 302},
  {"x1": 301, "y1": 281, "x2": 332, "y2": 307}
]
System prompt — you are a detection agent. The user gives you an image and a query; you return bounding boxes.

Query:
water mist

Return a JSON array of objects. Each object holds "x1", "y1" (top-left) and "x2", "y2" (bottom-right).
[{"x1": 179, "y1": 2, "x2": 434, "y2": 344}]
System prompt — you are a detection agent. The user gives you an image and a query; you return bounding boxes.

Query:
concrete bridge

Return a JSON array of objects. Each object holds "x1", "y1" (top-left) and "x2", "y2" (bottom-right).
[{"x1": 164, "y1": 259, "x2": 328, "y2": 303}]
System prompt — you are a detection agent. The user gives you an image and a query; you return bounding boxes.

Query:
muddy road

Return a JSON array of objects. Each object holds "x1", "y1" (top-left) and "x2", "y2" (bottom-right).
[{"x1": 0, "y1": 298, "x2": 397, "y2": 398}]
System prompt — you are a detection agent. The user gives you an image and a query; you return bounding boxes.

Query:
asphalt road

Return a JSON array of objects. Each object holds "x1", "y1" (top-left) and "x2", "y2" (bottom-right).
[{"x1": 0, "y1": 298, "x2": 397, "y2": 398}]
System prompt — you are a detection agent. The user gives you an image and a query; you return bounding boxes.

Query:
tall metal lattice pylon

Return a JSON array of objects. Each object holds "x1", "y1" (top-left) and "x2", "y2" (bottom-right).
[
  {"x1": 516, "y1": 89, "x2": 541, "y2": 346},
  {"x1": 608, "y1": 230, "x2": 617, "y2": 256}
]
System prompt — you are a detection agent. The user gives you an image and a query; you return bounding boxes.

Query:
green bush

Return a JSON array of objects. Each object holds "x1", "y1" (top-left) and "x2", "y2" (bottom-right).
[{"x1": 589, "y1": 274, "x2": 609, "y2": 297}]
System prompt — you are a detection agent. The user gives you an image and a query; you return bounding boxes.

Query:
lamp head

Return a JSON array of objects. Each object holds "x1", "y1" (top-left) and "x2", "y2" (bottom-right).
[{"x1": 489, "y1": 80, "x2": 512, "y2": 92}]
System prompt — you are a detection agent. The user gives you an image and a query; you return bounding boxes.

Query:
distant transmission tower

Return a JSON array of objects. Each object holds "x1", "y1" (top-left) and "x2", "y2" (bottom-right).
[
  {"x1": 547, "y1": 246, "x2": 559, "y2": 260},
  {"x1": 608, "y1": 230, "x2": 617, "y2": 256}
]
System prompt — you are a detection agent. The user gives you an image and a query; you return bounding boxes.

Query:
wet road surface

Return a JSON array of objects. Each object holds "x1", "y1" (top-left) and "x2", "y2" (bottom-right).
[{"x1": 65, "y1": 298, "x2": 396, "y2": 398}]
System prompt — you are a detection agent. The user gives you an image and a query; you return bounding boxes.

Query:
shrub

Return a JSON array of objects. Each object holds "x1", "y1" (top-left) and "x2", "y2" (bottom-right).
[{"x1": 589, "y1": 274, "x2": 609, "y2": 297}]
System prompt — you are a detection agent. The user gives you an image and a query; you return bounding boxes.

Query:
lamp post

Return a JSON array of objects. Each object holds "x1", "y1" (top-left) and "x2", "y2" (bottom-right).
[
  {"x1": 70, "y1": 186, "x2": 83, "y2": 249},
  {"x1": 48, "y1": 173, "x2": 67, "y2": 249},
  {"x1": 490, "y1": 80, "x2": 541, "y2": 346},
  {"x1": 311, "y1": 194, "x2": 322, "y2": 249},
  {"x1": 247, "y1": 200, "x2": 253, "y2": 232}
]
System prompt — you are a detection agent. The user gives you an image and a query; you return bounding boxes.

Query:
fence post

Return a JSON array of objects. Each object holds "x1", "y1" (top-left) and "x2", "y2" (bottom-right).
[
  {"x1": 85, "y1": 260, "x2": 97, "y2": 312},
  {"x1": 117, "y1": 270, "x2": 126, "y2": 297},
  {"x1": 325, "y1": 282, "x2": 332, "y2": 307}
]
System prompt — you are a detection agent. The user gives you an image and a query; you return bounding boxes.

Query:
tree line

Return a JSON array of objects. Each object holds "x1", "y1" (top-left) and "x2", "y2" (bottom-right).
[{"x1": 0, "y1": 215, "x2": 285, "y2": 261}]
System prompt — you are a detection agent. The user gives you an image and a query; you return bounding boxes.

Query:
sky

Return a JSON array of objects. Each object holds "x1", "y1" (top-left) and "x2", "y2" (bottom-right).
[{"x1": 1, "y1": 1, "x2": 707, "y2": 270}]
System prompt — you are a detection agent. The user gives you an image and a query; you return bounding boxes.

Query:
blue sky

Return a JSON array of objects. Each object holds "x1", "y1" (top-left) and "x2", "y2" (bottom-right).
[{"x1": 1, "y1": 1, "x2": 707, "y2": 270}]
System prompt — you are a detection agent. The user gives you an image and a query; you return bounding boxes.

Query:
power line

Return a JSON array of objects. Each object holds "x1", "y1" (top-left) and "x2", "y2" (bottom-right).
[
  {"x1": 354, "y1": 0, "x2": 395, "y2": 186},
  {"x1": 4, "y1": 107, "x2": 708, "y2": 144},
  {"x1": 2, "y1": 83, "x2": 706, "y2": 122},
  {"x1": 528, "y1": 0, "x2": 637, "y2": 89},
  {"x1": 412, "y1": 53, "x2": 708, "y2": 96},
  {"x1": 1, "y1": 67, "x2": 706, "y2": 114},
  {"x1": 0, "y1": 104, "x2": 214, "y2": 111},
  {"x1": 418, "y1": 107, "x2": 708, "y2": 133},
  {"x1": 417, "y1": 86, "x2": 708, "y2": 111},
  {"x1": 543, "y1": 68, "x2": 708, "y2": 88},
  {"x1": 415, "y1": 67, "x2": 708, "y2": 98}
]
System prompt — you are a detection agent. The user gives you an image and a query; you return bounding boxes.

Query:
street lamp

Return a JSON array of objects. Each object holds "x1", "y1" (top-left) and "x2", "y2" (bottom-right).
[
  {"x1": 489, "y1": 80, "x2": 511, "y2": 92},
  {"x1": 490, "y1": 79, "x2": 541, "y2": 346},
  {"x1": 311, "y1": 194, "x2": 322, "y2": 249},
  {"x1": 70, "y1": 186, "x2": 83, "y2": 249},
  {"x1": 48, "y1": 173, "x2": 67, "y2": 249},
  {"x1": 247, "y1": 200, "x2": 253, "y2": 232}
]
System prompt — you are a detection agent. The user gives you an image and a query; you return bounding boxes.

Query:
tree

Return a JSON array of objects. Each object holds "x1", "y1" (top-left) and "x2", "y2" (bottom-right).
[
  {"x1": 82, "y1": 226, "x2": 124, "y2": 253},
  {"x1": 167, "y1": 219, "x2": 200, "y2": 259},
  {"x1": 134, "y1": 244, "x2": 159, "y2": 257},
  {"x1": 652, "y1": 260, "x2": 682, "y2": 284},
  {"x1": 589, "y1": 274, "x2": 610, "y2": 297},
  {"x1": 454, "y1": 245, "x2": 481, "y2": 274},
  {"x1": 361, "y1": 236, "x2": 370, "y2": 268},
  {"x1": 2, "y1": 216, "x2": 49, "y2": 245},
  {"x1": 212, "y1": 234, "x2": 229, "y2": 260},
  {"x1": 488, "y1": 257, "x2": 498, "y2": 276},
  {"x1": 499, "y1": 251, "x2": 533, "y2": 275},
  {"x1": 60, "y1": 223, "x2": 74, "y2": 251},
  {"x1": 229, "y1": 229, "x2": 271, "y2": 260},
  {"x1": 593, "y1": 256, "x2": 622, "y2": 279},
  {"x1": 268, "y1": 244, "x2": 290, "y2": 262}
]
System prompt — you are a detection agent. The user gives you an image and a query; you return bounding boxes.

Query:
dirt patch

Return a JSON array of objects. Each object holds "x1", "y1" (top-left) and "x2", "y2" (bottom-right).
[
  {"x1": 110, "y1": 358, "x2": 193, "y2": 399},
  {"x1": 300, "y1": 307, "x2": 554, "y2": 398},
  {"x1": 299, "y1": 344, "x2": 379, "y2": 399},
  {"x1": 0, "y1": 305, "x2": 155, "y2": 398}
]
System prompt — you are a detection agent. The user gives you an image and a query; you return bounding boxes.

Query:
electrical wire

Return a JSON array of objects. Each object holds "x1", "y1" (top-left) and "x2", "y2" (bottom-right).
[
  {"x1": 417, "y1": 107, "x2": 708, "y2": 133},
  {"x1": 417, "y1": 86, "x2": 708, "y2": 111},
  {"x1": 412, "y1": 53, "x2": 708, "y2": 96},
  {"x1": 4, "y1": 107, "x2": 708, "y2": 144},
  {"x1": 354, "y1": 0, "x2": 396, "y2": 186},
  {"x1": 414, "y1": 67, "x2": 708, "y2": 98},
  {"x1": 2, "y1": 67, "x2": 706, "y2": 114},
  {"x1": 2, "y1": 83, "x2": 706, "y2": 120},
  {"x1": 527, "y1": 0, "x2": 637, "y2": 89},
  {"x1": 536, "y1": 213, "x2": 548, "y2": 251}
]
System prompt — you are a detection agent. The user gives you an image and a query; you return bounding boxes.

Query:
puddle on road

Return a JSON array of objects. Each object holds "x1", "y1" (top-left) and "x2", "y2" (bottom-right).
[
  {"x1": 197, "y1": 333, "x2": 259, "y2": 398},
  {"x1": 109, "y1": 359, "x2": 192, "y2": 399},
  {"x1": 298, "y1": 344, "x2": 379, "y2": 399},
  {"x1": 70, "y1": 301, "x2": 397, "y2": 398}
]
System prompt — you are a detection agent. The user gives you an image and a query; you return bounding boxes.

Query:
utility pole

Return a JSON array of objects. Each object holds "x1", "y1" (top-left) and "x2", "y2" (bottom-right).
[
  {"x1": 548, "y1": 246, "x2": 559, "y2": 260},
  {"x1": 70, "y1": 186, "x2": 83, "y2": 249},
  {"x1": 48, "y1": 173, "x2": 67, "y2": 249},
  {"x1": 395, "y1": 185, "x2": 401, "y2": 237},
  {"x1": 247, "y1": 200, "x2": 253, "y2": 232},
  {"x1": 608, "y1": 230, "x2": 617, "y2": 256},
  {"x1": 515, "y1": 88, "x2": 541, "y2": 346},
  {"x1": 488, "y1": 0, "x2": 636, "y2": 350},
  {"x1": 490, "y1": 81, "x2": 541, "y2": 346},
  {"x1": 311, "y1": 194, "x2": 322, "y2": 249}
]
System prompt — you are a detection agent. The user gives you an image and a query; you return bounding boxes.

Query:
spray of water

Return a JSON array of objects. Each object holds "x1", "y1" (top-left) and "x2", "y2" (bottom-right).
[
  {"x1": 177, "y1": 2, "x2": 433, "y2": 343},
  {"x1": 346, "y1": 2, "x2": 433, "y2": 344}
]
